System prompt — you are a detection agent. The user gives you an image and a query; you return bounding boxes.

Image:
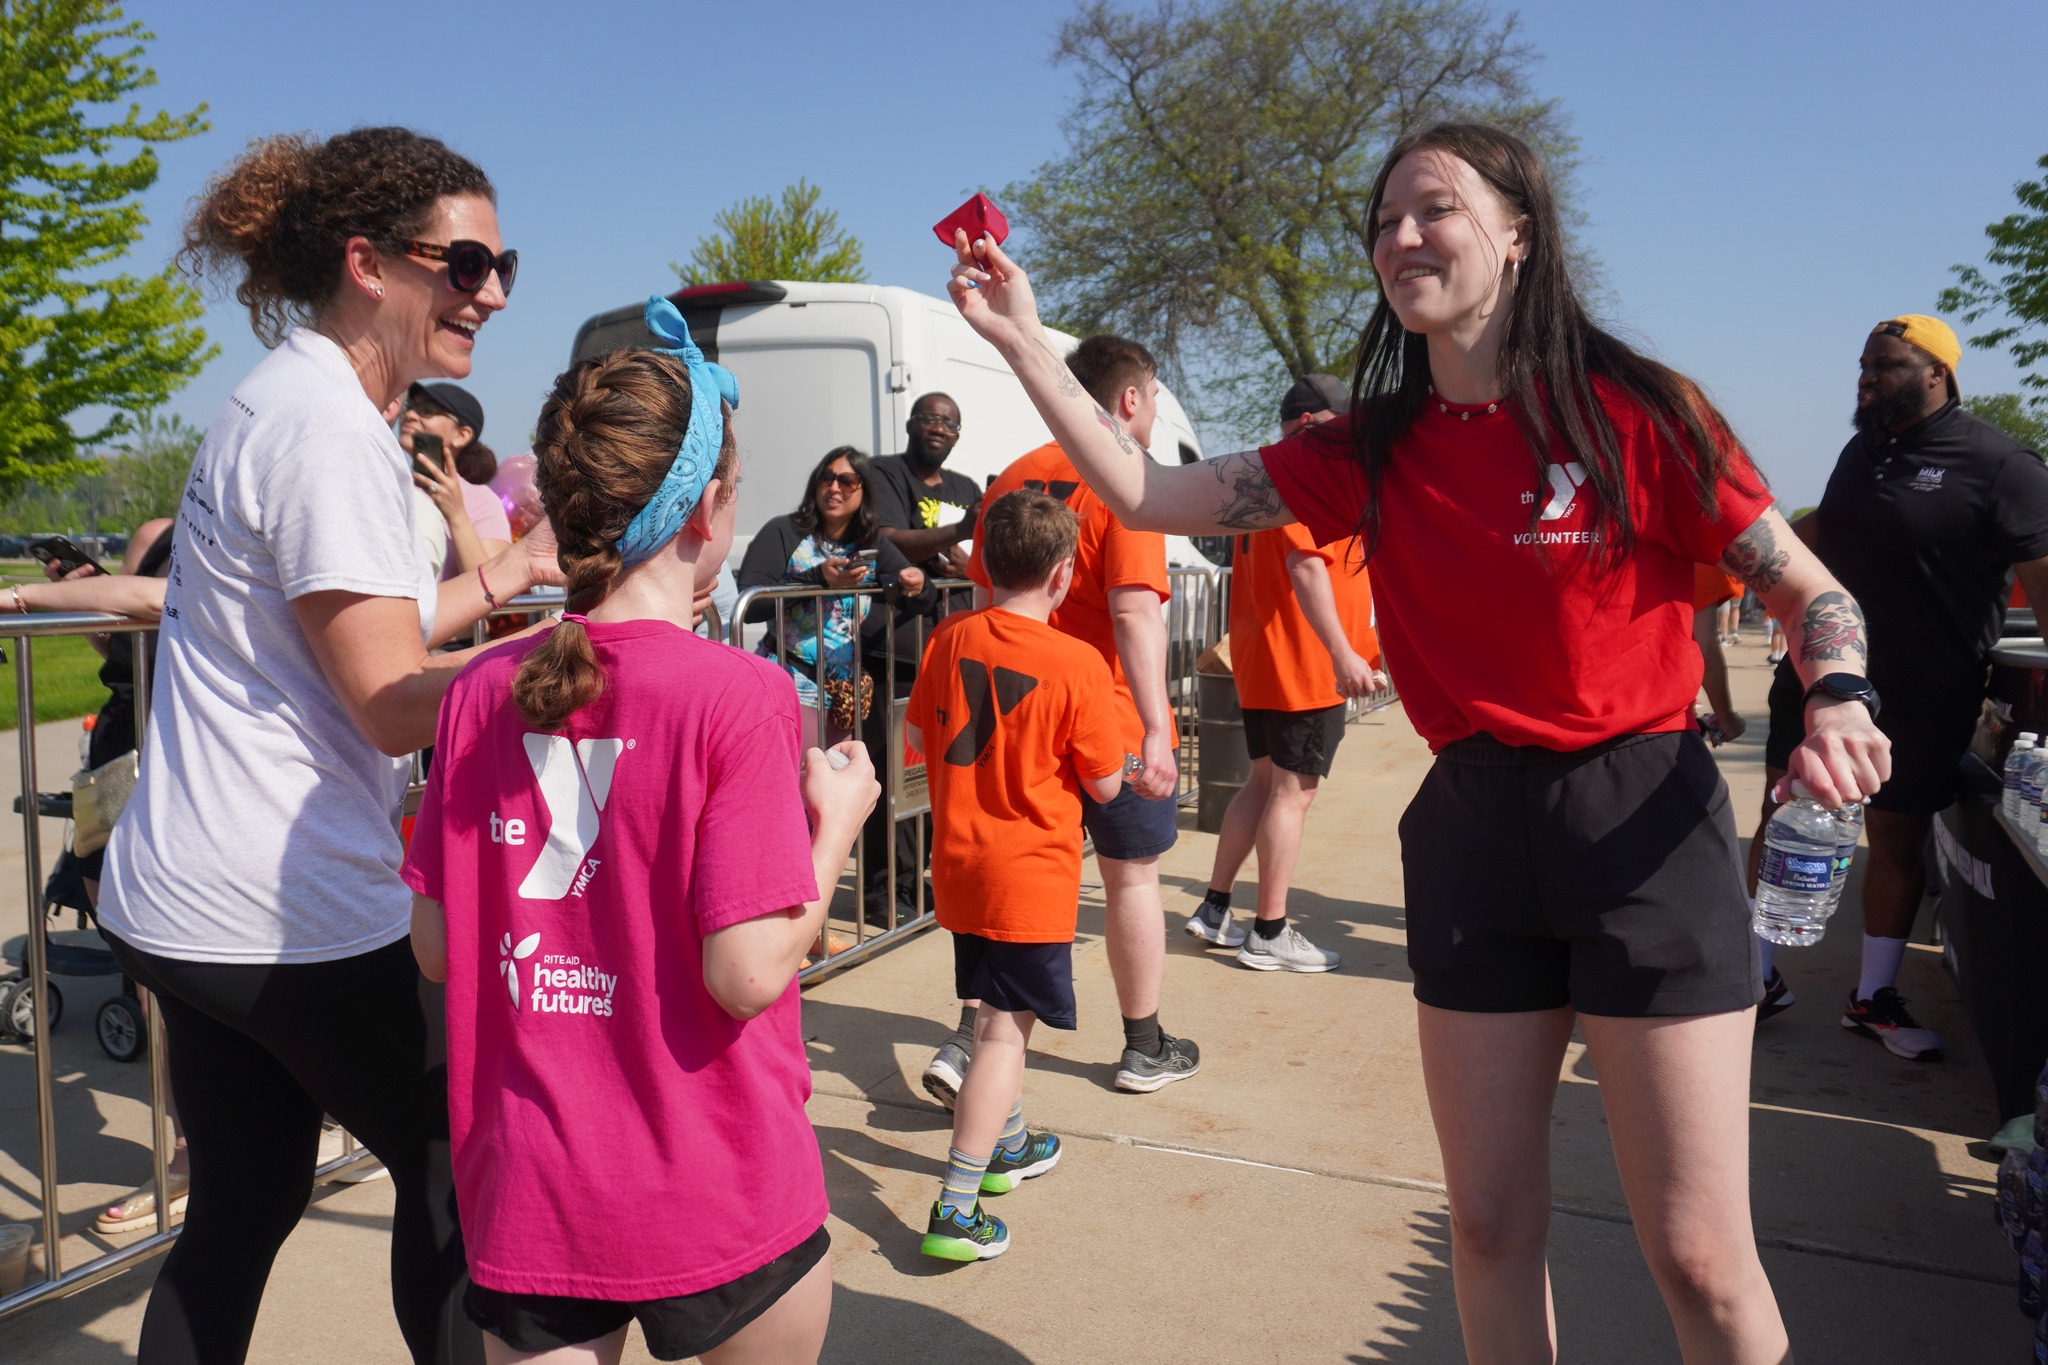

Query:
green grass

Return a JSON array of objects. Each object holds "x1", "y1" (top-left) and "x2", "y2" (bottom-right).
[{"x1": 0, "y1": 634, "x2": 114, "y2": 731}]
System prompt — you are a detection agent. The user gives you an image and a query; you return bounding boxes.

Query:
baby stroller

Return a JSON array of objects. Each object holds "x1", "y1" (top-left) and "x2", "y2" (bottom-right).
[{"x1": 0, "y1": 789, "x2": 149, "y2": 1062}]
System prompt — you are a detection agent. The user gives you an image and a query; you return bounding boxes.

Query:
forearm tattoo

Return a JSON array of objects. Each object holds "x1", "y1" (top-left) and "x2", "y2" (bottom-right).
[
  {"x1": 1797, "y1": 589, "x2": 1867, "y2": 667},
  {"x1": 1038, "y1": 338, "x2": 1085, "y2": 400},
  {"x1": 1720, "y1": 517, "x2": 1789, "y2": 593},
  {"x1": 1209, "y1": 451, "x2": 1286, "y2": 530},
  {"x1": 1092, "y1": 405, "x2": 1140, "y2": 457}
]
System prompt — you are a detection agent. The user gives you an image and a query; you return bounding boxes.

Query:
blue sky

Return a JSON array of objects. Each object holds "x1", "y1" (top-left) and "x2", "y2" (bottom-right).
[{"x1": 117, "y1": 0, "x2": 2048, "y2": 508}]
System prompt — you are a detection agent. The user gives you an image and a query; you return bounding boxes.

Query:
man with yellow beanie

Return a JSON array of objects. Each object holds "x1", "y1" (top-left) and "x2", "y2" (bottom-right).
[{"x1": 1746, "y1": 316, "x2": 2048, "y2": 1060}]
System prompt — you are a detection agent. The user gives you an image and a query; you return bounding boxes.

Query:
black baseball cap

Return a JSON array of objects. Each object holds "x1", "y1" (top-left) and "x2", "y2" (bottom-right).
[
  {"x1": 406, "y1": 382, "x2": 485, "y2": 438},
  {"x1": 1280, "y1": 374, "x2": 1349, "y2": 422}
]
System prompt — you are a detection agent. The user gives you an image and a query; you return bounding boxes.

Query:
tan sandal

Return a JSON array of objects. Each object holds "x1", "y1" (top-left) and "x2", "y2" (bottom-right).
[{"x1": 95, "y1": 1170, "x2": 189, "y2": 1235}]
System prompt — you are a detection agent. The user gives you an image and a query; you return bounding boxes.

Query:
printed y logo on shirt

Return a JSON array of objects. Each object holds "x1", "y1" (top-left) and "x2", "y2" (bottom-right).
[
  {"x1": 943, "y1": 660, "x2": 1040, "y2": 767},
  {"x1": 519, "y1": 735, "x2": 625, "y2": 900},
  {"x1": 1538, "y1": 462, "x2": 1589, "y2": 521}
]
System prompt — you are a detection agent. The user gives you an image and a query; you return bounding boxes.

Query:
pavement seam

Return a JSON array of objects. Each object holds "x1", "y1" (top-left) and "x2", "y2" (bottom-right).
[{"x1": 816, "y1": 1082, "x2": 2013, "y2": 1288}]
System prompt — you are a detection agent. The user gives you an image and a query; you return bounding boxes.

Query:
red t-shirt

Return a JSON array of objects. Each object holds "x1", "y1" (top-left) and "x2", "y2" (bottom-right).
[
  {"x1": 402, "y1": 621, "x2": 825, "y2": 1299},
  {"x1": 966, "y1": 442, "x2": 1176, "y2": 754},
  {"x1": 1259, "y1": 386, "x2": 1771, "y2": 750},
  {"x1": 1228, "y1": 523, "x2": 1379, "y2": 712}
]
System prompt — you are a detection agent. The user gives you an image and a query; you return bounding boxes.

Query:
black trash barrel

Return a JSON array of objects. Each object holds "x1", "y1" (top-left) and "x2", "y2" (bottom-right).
[{"x1": 1196, "y1": 672, "x2": 1249, "y2": 834}]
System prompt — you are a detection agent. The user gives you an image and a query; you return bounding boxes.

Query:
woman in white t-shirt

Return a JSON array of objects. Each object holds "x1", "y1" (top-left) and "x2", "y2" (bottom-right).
[{"x1": 97, "y1": 126, "x2": 552, "y2": 1365}]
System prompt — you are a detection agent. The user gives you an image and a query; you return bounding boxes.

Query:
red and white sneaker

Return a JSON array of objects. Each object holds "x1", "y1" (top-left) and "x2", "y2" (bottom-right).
[{"x1": 1841, "y1": 988, "x2": 1943, "y2": 1061}]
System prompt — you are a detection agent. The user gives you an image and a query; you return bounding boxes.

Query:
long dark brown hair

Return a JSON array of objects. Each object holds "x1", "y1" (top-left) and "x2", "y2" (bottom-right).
[
  {"x1": 1350, "y1": 122, "x2": 1758, "y2": 563},
  {"x1": 790, "y1": 445, "x2": 879, "y2": 548},
  {"x1": 512, "y1": 349, "x2": 736, "y2": 730}
]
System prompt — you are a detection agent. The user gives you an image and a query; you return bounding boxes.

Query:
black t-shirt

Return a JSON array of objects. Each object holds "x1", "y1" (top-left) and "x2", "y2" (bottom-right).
[
  {"x1": 866, "y1": 454, "x2": 981, "y2": 563},
  {"x1": 1811, "y1": 402, "x2": 2048, "y2": 713}
]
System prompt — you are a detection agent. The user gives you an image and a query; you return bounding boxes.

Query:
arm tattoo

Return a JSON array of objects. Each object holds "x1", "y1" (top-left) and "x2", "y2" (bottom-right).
[
  {"x1": 1720, "y1": 517, "x2": 1789, "y2": 593},
  {"x1": 1797, "y1": 589, "x2": 1867, "y2": 667},
  {"x1": 1209, "y1": 451, "x2": 1286, "y2": 530},
  {"x1": 1036, "y1": 338, "x2": 1085, "y2": 400},
  {"x1": 1092, "y1": 405, "x2": 1140, "y2": 457}
]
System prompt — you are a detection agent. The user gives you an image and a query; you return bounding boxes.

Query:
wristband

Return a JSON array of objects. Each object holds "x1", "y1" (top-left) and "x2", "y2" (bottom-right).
[
  {"x1": 477, "y1": 565, "x2": 498, "y2": 612},
  {"x1": 9, "y1": 586, "x2": 23, "y2": 615}
]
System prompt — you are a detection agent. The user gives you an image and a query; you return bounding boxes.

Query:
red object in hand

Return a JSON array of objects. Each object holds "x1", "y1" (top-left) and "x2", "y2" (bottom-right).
[{"x1": 933, "y1": 193, "x2": 1009, "y2": 250}]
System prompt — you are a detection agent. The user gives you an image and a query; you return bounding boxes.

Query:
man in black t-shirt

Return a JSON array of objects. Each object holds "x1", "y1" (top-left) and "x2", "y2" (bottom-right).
[
  {"x1": 1752, "y1": 315, "x2": 2048, "y2": 1061},
  {"x1": 861, "y1": 393, "x2": 983, "y2": 921}
]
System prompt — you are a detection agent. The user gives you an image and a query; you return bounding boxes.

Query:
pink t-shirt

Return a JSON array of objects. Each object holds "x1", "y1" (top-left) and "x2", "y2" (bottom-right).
[
  {"x1": 402, "y1": 619, "x2": 824, "y2": 1300},
  {"x1": 439, "y1": 480, "x2": 515, "y2": 581}
]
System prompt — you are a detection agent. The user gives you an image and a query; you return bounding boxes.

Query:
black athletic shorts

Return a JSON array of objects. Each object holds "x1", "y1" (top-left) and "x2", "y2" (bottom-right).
[
  {"x1": 1763, "y1": 661, "x2": 1974, "y2": 815},
  {"x1": 1400, "y1": 730, "x2": 1760, "y2": 1017},
  {"x1": 464, "y1": 1224, "x2": 830, "y2": 1360},
  {"x1": 1080, "y1": 781, "x2": 1179, "y2": 860},
  {"x1": 953, "y1": 932, "x2": 1077, "y2": 1029},
  {"x1": 1243, "y1": 703, "x2": 1348, "y2": 778}
]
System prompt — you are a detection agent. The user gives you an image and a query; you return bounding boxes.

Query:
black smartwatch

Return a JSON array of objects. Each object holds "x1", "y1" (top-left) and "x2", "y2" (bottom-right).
[{"x1": 1803, "y1": 672, "x2": 1881, "y2": 721}]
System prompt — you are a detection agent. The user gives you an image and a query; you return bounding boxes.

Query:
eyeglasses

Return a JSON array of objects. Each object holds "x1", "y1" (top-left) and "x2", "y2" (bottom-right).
[
  {"x1": 909, "y1": 413, "x2": 960, "y2": 432},
  {"x1": 817, "y1": 471, "x2": 861, "y2": 489},
  {"x1": 402, "y1": 240, "x2": 519, "y2": 296}
]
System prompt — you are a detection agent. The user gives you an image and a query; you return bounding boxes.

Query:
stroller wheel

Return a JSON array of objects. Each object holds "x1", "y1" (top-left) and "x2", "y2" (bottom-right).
[
  {"x1": 96, "y1": 994, "x2": 144, "y2": 1062},
  {"x1": 0, "y1": 978, "x2": 61, "y2": 1039}
]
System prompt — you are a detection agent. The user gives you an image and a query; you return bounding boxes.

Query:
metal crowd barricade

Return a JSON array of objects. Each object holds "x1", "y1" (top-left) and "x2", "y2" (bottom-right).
[
  {"x1": 728, "y1": 577, "x2": 979, "y2": 981},
  {"x1": 1167, "y1": 565, "x2": 1224, "y2": 802}
]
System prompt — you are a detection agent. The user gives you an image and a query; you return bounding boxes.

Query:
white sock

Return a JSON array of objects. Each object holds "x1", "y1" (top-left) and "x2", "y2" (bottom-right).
[{"x1": 1857, "y1": 934, "x2": 1909, "y2": 1002}]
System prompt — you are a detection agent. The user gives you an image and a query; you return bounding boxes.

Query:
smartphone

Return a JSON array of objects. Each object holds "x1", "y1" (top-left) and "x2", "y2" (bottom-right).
[
  {"x1": 852, "y1": 549, "x2": 879, "y2": 563},
  {"x1": 411, "y1": 431, "x2": 444, "y2": 481},
  {"x1": 29, "y1": 536, "x2": 105, "y2": 578}
]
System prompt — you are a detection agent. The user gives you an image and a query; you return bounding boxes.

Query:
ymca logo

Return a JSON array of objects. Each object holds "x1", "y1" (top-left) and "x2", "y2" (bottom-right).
[
  {"x1": 1539, "y1": 462, "x2": 1589, "y2": 521},
  {"x1": 943, "y1": 659, "x2": 1040, "y2": 767},
  {"x1": 514, "y1": 734, "x2": 625, "y2": 900}
]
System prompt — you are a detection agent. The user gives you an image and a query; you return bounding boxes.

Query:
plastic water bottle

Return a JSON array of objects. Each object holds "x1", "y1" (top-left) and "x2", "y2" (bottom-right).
[
  {"x1": 1753, "y1": 782, "x2": 1839, "y2": 946},
  {"x1": 1824, "y1": 802, "x2": 1862, "y2": 914},
  {"x1": 78, "y1": 714, "x2": 95, "y2": 770},
  {"x1": 2026, "y1": 745, "x2": 2048, "y2": 829},
  {"x1": 2010, "y1": 734, "x2": 2040, "y2": 821}
]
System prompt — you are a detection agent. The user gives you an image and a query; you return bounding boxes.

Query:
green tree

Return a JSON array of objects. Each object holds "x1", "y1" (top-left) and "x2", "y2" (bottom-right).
[
  {"x1": 0, "y1": 1, "x2": 214, "y2": 493},
  {"x1": 674, "y1": 180, "x2": 867, "y2": 285},
  {"x1": 1940, "y1": 152, "x2": 2048, "y2": 400},
  {"x1": 1965, "y1": 392, "x2": 2048, "y2": 453},
  {"x1": 1009, "y1": 0, "x2": 1575, "y2": 440},
  {"x1": 103, "y1": 411, "x2": 198, "y2": 524}
]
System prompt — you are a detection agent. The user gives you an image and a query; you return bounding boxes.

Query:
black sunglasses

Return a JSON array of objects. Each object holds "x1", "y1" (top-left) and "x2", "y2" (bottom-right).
[
  {"x1": 403, "y1": 239, "x2": 519, "y2": 296},
  {"x1": 817, "y1": 470, "x2": 861, "y2": 489}
]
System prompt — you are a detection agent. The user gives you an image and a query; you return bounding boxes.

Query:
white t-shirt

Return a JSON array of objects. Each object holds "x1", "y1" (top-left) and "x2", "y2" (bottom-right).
[{"x1": 100, "y1": 329, "x2": 441, "y2": 964}]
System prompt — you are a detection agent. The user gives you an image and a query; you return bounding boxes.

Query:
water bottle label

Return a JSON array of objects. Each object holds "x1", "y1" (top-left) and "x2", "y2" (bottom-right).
[{"x1": 1760, "y1": 848, "x2": 1831, "y2": 893}]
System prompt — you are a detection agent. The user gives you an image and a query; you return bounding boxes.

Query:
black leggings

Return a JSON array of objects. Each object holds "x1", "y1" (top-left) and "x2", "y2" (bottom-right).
[{"x1": 105, "y1": 933, "x2": 480, "y2": 1365}]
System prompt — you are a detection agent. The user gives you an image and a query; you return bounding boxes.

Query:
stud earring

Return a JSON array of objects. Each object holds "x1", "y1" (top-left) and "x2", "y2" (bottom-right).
[{"x1": 370, "y1": 283, "x2": 383, "y2": 298}]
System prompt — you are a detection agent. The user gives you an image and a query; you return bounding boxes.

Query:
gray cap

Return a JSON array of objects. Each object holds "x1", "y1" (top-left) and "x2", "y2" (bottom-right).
[{"x1": 1280, "y1": 374, "x2": 1349, "y2": 421}]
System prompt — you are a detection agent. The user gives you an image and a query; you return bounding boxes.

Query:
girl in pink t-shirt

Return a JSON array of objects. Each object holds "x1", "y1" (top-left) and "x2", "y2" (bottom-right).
[{"x1": 403, "y1": 316, "x2": 877, "y2": 1365}]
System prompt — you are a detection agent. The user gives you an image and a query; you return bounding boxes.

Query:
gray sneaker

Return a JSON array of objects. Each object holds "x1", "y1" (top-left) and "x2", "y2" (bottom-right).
[
  {"x1": 922, "y1": 1038, "x2": 971, "y2": 1110},
  {"x1": 1184, "y1": 900, "x2": 1246, "y2": 948},
  {"x1": 1114, "y1": 1032, "x2": 1200, "y2": 1093},
  {"x1": 1236, "y1": 924, "x2": 1340, "y2": 973}
]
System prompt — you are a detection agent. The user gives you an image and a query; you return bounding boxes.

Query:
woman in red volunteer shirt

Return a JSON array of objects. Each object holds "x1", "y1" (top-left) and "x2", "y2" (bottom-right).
[{"x1": 948, "y1": 122, "x2": 1889, "y2": 1363}]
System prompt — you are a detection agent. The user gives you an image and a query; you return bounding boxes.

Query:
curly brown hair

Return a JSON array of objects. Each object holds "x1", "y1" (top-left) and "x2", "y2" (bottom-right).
[
  {"x1": 512, "y1": 349, "x2": 738, "y2": 730},
  {"x1": 180, "y1": 126, "x2": 494, "y2": 345}
]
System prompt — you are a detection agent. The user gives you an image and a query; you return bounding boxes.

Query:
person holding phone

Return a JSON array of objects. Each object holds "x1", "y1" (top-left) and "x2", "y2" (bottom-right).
[
  {"x1": 399, "y1": 381, "x2": 511, "y2": 580},
  {"x1": 738, "y1": 446, "x2": 925, "y2": 751},
  {"x1": 94, "y1": 125, "x2": 557, "y2": 1365}
]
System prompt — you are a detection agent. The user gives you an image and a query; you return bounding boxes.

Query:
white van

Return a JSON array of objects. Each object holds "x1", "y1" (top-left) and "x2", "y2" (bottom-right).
[{"x1": 569, "y1": 281, "x2": 1211, "y2": 570}]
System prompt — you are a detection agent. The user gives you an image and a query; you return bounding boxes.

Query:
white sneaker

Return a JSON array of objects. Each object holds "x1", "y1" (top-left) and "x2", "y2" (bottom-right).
[
  {"x1": 1184, "y1": 901, "x2": 1247, "y2": 947},
  {"x1": 1236, "y1": 924, "x2": 1340, "y2": 973}
]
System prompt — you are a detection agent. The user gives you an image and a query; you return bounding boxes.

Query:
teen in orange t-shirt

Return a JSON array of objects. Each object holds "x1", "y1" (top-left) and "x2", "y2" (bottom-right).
[
  {"x1": 1191, "y1": 381, "x2": 1387, "y2": 970},
  {"x1": 926, "y1": 334, "x2": 1199, "y2": 1107},
  {"x1": 907, "y1": 490, "x2": 1124, "y2": 1264}
]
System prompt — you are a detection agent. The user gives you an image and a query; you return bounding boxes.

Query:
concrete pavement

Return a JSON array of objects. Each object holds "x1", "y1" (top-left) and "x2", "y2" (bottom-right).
[{"x1": 3, "y1": 640, "x2": 2030, "y2": 1361}]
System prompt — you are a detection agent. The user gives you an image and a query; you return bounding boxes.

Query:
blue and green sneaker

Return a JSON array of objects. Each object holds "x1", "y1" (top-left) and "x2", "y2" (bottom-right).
[
  {"x1": 920, "y1": 1200, "x2": 1009, "y2": 1262},
  {"x1": 980, "y1": 1131, "x2": 1061, "y2": 1194}
]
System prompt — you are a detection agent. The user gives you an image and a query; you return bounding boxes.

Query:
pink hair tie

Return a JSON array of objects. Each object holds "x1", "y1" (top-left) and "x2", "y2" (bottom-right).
[{"x1": 561, "y1": 612, "x2": 590, "y2": 626}]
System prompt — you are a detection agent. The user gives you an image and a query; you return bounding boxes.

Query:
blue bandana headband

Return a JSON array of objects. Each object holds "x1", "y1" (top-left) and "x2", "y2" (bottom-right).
[{"x1": 615, "y1": 297, "x2": 741, "y2": 567}]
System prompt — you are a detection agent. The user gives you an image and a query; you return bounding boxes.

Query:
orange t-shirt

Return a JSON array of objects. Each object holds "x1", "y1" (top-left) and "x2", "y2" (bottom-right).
[
  {"x1": 1229, "y1": 524, "x2": 1379, "y2": 712},
  {"x1": 907, "y1": 609, "x2": 1125, "y2": 942},
  {"x1": 1692, "y1": 563, "x2": 1742, "y2": 612},
  {"x1": 966, "y1": 442, "x2": 1176, "y2": 754}
]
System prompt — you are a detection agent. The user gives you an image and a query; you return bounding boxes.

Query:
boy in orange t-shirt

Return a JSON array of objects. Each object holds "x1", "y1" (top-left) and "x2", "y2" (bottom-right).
[{"x1": 907, "y1": 490, "x2": 1125, "y2": 1263}]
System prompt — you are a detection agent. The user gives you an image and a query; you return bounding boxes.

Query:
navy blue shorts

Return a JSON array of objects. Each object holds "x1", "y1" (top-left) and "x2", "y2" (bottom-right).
[
  {"x1": 1080, "y1": 781, "x2": 1179, "y2": 860},
  {"x1": 953, "y1": 933, "x2": 1077, "y2": 1029}
]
